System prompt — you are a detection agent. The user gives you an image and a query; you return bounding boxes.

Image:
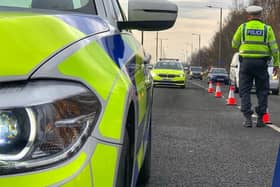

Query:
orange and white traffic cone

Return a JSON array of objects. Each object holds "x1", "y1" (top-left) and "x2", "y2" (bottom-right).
[
  {"x1": 215, "y1": 82, "x2": 222, "y2": 98},
  {"x1": 208, "y1": 81, "x2": 214, "y2": 93},
  {"x1": 263, "y1": 109, "x2": 272, "y2": 124},
  {"x1": 227, "y1": 85, "x2": 237, "y2": 105}
]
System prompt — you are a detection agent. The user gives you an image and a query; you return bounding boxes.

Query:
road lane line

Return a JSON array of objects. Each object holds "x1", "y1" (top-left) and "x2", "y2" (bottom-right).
[
  {"x1": 267, "y1": 125, "x2": 280, "y2": 133},
  {"x1": 190, "y1": 80, "x2": 280, "y2": 133},
  {"x1": 190, "y1": 80, "x2": 208, "y2": 91}
]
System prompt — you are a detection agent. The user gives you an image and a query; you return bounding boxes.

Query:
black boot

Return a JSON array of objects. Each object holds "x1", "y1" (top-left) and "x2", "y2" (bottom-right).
[
  {"x1": 256, "y1": 116, "x2": 266, "y2": 128},
  {"x1": 243, "y1": 116, "x2": 253, "y2": 128}
]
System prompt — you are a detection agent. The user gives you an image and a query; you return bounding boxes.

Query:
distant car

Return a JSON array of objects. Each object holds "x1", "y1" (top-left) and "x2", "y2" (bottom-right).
[
  {"x1": 189, "y1": 66, "x2": 203, "y2": 80},
  {"x1": 207, "y1": 67, "x2": 230, "y2": 85},
  {"x1": 151, "y1": 61, "x2": 186, "y2": 88},
  {"x1": 230, "y1": 52, "x2": 279, "y2": 94}
]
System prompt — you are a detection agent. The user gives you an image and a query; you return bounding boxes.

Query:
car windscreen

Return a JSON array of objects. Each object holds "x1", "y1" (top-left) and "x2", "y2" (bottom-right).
[
  {"x1": 210, "y1": 69, "x2": 227, "y2": 74},
  {"x1": 190, "y1": 67, "x2": 202, "y2": 72},
  {"x1": 154, "y1": 62, "x2": 183, "y2": 70},
  {"x1": 0, "y1": 0, "x2": 96, "y2": 14}
]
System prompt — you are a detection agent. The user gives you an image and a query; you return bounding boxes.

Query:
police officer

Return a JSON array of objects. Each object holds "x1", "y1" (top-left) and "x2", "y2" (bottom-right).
[{"x1": 232, "y1": 5, "x2": 279, "y2": 127}]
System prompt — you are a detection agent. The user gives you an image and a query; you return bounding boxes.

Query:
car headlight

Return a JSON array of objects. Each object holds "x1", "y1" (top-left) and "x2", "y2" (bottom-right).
[
  {"x1": 151, "y1": 72, "x2": 157, "y2": 77},
  {"x1": 0, "y1": 80, "x2": 101, "y2": 175},
  {"x1": 179, "y1": 74, "x2": 185, "y2": 77}
]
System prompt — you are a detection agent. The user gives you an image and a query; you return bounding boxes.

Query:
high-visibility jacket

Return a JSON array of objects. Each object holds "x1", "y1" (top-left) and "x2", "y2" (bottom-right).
[{"x1": 232, "y1": 19, "x2": 279, "y2": 67}]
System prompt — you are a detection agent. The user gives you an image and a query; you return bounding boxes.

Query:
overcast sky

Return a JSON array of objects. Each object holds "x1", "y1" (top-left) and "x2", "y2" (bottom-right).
[{"x1": 134, "y1": 0, "x2": 250, "y2": 63}]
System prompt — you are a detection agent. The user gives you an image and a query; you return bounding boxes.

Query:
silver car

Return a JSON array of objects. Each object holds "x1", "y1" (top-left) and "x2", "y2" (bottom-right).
[{"x1": 230, "y1": 52, "x2": 279, "y2": 95}]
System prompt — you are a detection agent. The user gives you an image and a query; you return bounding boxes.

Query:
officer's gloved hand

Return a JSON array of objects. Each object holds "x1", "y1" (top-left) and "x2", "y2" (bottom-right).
[{"x1": 273, "y1": 66, "x2": 279, "y2": 77}]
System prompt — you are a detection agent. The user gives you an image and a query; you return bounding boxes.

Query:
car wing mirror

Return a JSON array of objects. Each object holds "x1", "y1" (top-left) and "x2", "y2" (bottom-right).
[{"x1": 118, "y1": 0, "x2": 178, "y2": 31}]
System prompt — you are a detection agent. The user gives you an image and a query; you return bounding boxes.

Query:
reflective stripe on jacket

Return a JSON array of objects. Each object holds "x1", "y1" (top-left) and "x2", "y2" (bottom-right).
[{"x1": 232, "y1": 19, "x2": 279, "y2": 67}]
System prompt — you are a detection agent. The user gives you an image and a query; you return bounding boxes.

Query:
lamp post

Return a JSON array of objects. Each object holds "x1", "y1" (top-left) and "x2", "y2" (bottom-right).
[
  {"x1": 156, "y1": 32, "x2": 159, "y2": 62},
  {"x1": 186, "y1": 42, "x2": 193, "y2": 55},
  {"x1": 159, "y1": 38, "x2": 168, "y2": 58},
  {"x1": 192, "y1": 33, "x2": 201, "y2": 66},
  {"x1": 208, "y1": 5, "x2": 223, "y2": 67},
  {"x1": 185, "y1": 43, "x2": 193, "y2": 64}
]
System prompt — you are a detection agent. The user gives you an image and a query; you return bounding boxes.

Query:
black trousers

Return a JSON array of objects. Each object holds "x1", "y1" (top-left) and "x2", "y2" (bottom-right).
[{"x1": 239, "y1": 57, "x2": 269, "y2": 118}]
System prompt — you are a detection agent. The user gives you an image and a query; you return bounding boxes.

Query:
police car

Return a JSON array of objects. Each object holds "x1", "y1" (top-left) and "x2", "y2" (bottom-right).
[
  {"x1": 0, "y1": 0, "x2": 177, "y2": 186},
  {"x1": 151, "y1": 60, "x2": 186, "y2": 88}
]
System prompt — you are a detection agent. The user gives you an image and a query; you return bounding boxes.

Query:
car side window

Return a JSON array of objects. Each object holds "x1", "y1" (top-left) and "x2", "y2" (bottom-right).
[
  {"x1": 72, "y1": 0, "x2": 88, "y2": 8},
  {"x1": 0, "y1": 0, "x2": 94, "y2": 13}
]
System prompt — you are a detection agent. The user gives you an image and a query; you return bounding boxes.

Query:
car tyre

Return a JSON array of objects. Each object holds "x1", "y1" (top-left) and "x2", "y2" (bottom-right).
[
  {"x1": 272, "y1": 88, "x2": 279, "y2": 95},
  {"x1": 123, "y1": 130, "x2": 133, "y2": 187},
  {"x1": 137, "y1": 117, "x2": 152, "y2": 185},
  {"x1": 234, "y1": 86, "x2": 239, "y2": 93}
]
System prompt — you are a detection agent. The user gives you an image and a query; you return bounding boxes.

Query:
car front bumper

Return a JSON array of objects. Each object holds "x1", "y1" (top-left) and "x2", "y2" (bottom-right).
[
  {"x1": 209, "y1": 77, "x2": 229, "y2": 84},
  {"x1": 190, "y1": 73, "x2": 202, "y2": 79},
  {"x1": 153, "y1": 76, "x2": 186, "y2": 86}
]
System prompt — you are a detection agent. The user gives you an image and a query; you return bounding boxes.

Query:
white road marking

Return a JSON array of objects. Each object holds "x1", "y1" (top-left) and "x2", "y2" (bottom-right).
[
  {"x1": 190, "y1": 80, "x2": 280, "y2": 134},
  {"x1": 267, "y1": 125, "x2": 280, "y2": 133},
  {"x1": 190, "y1": 80, "x2": 208, "y2": 90}
]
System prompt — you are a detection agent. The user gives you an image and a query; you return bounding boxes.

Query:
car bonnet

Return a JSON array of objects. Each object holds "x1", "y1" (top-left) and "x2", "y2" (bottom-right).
[
  {"x1": 152, "y1": 69, "x2": 184, "y2": 74},
  {"x1": 0, "y1": 9, "x2": 109, "y2": 82}
]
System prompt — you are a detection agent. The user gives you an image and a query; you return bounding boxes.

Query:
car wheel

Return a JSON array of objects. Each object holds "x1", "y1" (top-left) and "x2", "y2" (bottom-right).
[
  {"x1": 180, "y1": 85, "x2": 185, "y2": 89},
  {"x1": 116, "y1": 129, "x2": 133, "y2": 187},
  {"x1": 137, "y1": 117, "x2": 151, "y2": 185},
  {"x1": 123, "y1": 130, "x2": 133, "y2": 187},
  {"x1": 234, "y1": 85, "x2": 239, "y2": 93},
  {"x1": 272, "y1": 89, "x2": 279, "y2": 95}
]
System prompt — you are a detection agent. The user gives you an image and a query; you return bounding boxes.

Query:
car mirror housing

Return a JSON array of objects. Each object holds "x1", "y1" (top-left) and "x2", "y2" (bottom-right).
[{"x1": 118, "y1": 0, "x2": 178, "y2": 31}]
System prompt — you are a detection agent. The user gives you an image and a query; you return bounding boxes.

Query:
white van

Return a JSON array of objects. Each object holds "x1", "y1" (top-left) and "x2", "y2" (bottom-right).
[{"x1": 230, "y1": 52, "x2": 279, "y2": 95}]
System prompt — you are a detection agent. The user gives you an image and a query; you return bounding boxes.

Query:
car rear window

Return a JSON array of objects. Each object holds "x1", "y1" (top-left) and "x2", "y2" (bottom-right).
[{"x1": 211, "y1": 68, "x2": 227, "y2": 74}]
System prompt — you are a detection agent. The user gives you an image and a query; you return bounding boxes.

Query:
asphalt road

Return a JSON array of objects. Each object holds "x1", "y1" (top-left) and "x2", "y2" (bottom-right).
[{"x1": 144, "y1": 79, "x2": 280, "y2": 187}]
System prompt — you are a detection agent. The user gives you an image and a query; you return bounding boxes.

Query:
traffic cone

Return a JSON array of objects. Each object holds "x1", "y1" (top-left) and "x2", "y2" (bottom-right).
[
  {"x1": 215, "y1": 82, "x2": 222, "y2": 98},
  {"x1": 227, "y1": 85, "x2": 237, "y2": 105},
  {"x1": 263, "y1": 109, "x2": 272, "y2": 124},
  {"x1": 208, "y1": 81, "x2": 214, "y2": 93}
]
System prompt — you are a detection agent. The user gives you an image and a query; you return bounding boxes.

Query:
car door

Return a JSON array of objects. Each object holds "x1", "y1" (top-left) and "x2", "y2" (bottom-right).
[{"x1": 102, "y1": 0, "x2": 150, "y2": 127}]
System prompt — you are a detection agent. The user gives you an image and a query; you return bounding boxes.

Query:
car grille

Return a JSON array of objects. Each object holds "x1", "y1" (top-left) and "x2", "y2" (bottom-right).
[
  {"x1": 215, "y1": 76, "x2": 226, "y2": 79},
  {"x1": 154, "y1": 80, "x2": 185, "y2": 84},
  {"x1": 158, "y1": 74, "x2": 179, "y2": 78}
]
